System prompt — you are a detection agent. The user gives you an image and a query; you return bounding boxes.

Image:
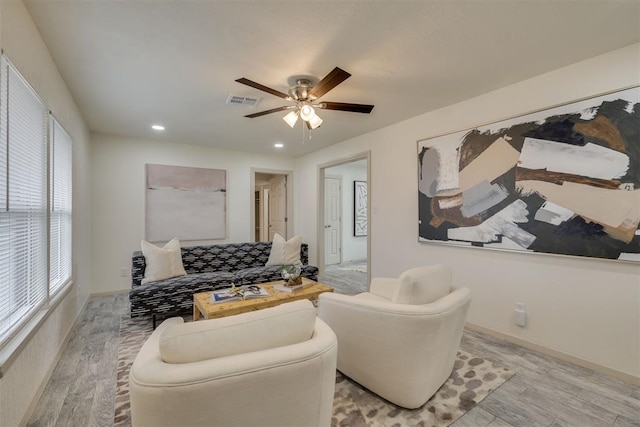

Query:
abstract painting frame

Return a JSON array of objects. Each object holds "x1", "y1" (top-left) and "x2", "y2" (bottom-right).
[
  {"x1": 418, "y1": 86, "x2": 640, "y2": 263},
  {"x1": 146, "y1": 164, "x2": 226, "y2": 242},
  {"x1": 354, "y1": 180, "x2": 368, "y2": 237}
]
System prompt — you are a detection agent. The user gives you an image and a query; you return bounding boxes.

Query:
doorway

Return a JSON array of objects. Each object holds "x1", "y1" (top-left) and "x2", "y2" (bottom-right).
[
  {"x1": 318, "y1": 153, "x2": 370, "y2": 293},
  {"x1": 252, "y1": 170, "x2": 293, "y2": 242}
]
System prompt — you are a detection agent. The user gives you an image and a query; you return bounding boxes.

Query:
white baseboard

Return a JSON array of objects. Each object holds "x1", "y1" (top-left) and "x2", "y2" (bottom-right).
[{"x1": 90, "y1": 289, "x2": 129, "y2": 297}]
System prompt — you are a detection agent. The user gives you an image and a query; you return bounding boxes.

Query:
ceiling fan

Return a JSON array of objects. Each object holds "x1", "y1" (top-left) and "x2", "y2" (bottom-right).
[{"x1": 235, "y1": 67, "x2": 374, "y2": 130}]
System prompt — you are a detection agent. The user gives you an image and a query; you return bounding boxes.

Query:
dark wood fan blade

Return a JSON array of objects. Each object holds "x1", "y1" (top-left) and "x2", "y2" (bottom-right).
[
  {"x1": 318, "y1": 102, "x2": 374, "y2": 114},
  {"x1": 308, "y1": 67, "x2": 351, "y2": 98},
  {"x1": 244, "y1": 106, "x2": 292, "y2": 118},
  {"x1": 235, "y1": 78, "x2": 290, "y2": 99}
]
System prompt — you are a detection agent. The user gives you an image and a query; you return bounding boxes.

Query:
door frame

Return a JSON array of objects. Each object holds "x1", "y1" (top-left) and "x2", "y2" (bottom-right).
[
  {"x1": 317, "y1": 151, "x2": 371, "y2": 285},
  {"x1": 251, "y1": 168, "x2": 294, "y2": 241}
]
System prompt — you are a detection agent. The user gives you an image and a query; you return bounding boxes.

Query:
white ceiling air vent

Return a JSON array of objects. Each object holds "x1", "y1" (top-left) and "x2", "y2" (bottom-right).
[{"x1": 226, "y1": 94, "x2": 261, "y2": 108}]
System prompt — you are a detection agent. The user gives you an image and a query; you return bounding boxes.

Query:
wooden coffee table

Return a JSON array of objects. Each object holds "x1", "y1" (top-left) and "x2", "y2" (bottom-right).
[{"x1": 193, "y1": 277, "x2": 333, "y2": 320}]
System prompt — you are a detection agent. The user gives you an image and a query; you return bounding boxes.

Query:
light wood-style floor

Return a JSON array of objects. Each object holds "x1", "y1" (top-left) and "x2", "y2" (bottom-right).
[
  {"x1": 320, "y1": 260, "x2": 369, "y2": 295},
  {"x1": 27, "y1": 265, "x2": 640, "y2": 427}
]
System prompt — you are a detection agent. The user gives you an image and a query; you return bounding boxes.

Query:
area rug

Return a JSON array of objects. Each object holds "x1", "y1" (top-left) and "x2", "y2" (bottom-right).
[{"x1": 114, "y1": 315, "x2": 514, "y2": 427}]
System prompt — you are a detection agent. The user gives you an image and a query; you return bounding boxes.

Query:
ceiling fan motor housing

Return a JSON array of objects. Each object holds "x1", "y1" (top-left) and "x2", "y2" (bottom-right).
[{"x1": 288, "y1": 79, "x2": 317, "y2": 102}]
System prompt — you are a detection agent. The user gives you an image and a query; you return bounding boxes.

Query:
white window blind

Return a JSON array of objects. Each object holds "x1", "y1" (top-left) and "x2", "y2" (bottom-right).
[
  {"x1": 50, "y1": 117, "x2": 72, "y2": 294},
  {"x1": 0, "y1": 55, "x2": 48, "y2": 345}
]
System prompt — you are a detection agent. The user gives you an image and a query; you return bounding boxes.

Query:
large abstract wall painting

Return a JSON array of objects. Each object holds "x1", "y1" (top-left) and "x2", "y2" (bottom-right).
[
  {"x1": 418, "y1": 87, "x2": 640, "y2": 262},
  {"x1": 146, "y1": 164, "x2": 226, "y2": 242},
  {"x1": 354, "y1": 181, "x2": 368, "y2": 237}
]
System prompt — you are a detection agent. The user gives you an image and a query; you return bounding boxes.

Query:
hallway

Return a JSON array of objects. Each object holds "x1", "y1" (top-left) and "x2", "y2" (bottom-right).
[{"x1": 319, "y1": 260, "x2": 368, "y2": 295}]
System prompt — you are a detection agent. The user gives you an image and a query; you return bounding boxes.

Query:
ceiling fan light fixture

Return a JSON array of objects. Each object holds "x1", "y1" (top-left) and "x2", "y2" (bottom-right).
[
  {"x1": 299, "y1": 104, "x2": 315, "y2": 121},
  {"x1": 283, "y1": 110, "x2": 299, "y2": 128},
  {"x1": 307, "y1": 113, "x2": 323, "y2": 129}
]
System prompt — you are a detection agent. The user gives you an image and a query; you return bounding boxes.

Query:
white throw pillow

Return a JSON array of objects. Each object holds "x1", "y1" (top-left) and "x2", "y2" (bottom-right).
[
  {"x1": 265, "y1": 233, "x2": 302, "y2": 266},
  {"x1": 141, "y1": 238, "x2": 187, "y2": 285}
]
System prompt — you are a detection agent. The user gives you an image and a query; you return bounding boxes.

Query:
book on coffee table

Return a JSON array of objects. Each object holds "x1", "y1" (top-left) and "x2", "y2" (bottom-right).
[
  {"x1": 273, "y1": 282, "x2": 310, "y2": 293},
  {"x1": 211, "y1": 285, "x2": 270, "y2": 303}
]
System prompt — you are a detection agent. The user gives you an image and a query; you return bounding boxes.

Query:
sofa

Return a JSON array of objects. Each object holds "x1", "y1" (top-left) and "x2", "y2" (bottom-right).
[
  {"x1": 129, "y1": 300, "x2": 337, "y2": 427},
  {"x1": 130, "y1": 241, "x2": 318, "y2": 319}
]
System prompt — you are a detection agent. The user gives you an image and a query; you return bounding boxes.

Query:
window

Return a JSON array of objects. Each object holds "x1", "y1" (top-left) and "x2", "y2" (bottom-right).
[
  {"x1": 0, "y1": 55, "x2": 72, "y2": 348},
  {"x1": 50, "y1": 117, "x2": 72, "y2": 295}
]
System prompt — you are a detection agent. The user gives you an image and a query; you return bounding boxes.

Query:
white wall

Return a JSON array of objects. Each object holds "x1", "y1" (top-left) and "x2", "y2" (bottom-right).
[
  {"x1": 326, "y1": 160, "x2": 368, "y2": 262},
  {"x1": 0, "y1": 1, "x2": 92, "y2": 426},
  {"x1": 90, "y1": 133, "x2": 296, "y2": 294},
  {"x1": 295, "y1": 43, "x2": 640, "y2": 380}
]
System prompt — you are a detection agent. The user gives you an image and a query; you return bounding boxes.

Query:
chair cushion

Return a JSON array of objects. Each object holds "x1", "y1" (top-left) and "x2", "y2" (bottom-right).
[
  {"x1": 392, "y1": 265, "x2": 451, "y2": 305},
  {"x1": 159, "y1": 299, "x2": 316, "y2": 364}
]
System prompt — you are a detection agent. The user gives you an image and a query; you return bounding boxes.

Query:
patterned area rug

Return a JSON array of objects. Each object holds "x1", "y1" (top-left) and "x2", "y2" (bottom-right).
[
  {"x1": 114, "y1": 315, "x2": 513, "y2": 427},
  {"x1": 114, "y1": 315, "x2": 153, "y2": 426},
  {"x1": 332, "y1": 352, "x2": 513, "y2": 426}
]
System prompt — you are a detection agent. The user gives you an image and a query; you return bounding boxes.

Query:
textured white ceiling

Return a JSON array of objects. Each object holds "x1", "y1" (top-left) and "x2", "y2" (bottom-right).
[{"x1": 23, "y1": 0, "x2": 640, "y2": 157}]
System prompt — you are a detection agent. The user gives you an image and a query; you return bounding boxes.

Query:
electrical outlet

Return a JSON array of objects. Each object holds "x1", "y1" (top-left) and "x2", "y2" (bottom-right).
[
  {"x1": 514, "y1": 302, "x2": 527, "y2": 327},
  {"x1": 120, "y1": 267, "x2": 128, "y2": 278}
]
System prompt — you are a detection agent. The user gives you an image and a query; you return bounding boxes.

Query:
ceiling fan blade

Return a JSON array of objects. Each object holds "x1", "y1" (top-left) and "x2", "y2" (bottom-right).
[
  {"x1": 318, "y1": 102, "x2": 374, "y2": 114},
  {"x1": 308, "y1": 67, "x2": 351, "y2": 98},
  {"x1": 235, "y1": 78, "x2": 290, "y2": 99},
  {"x1": 244, "y1": 106, "x2": 293, "y2": 118}
]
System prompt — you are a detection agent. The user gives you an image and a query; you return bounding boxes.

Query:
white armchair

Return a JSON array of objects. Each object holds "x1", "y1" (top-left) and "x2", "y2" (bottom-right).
[
  {"x1": 317, "y1": 265, "x2": 471, "y2": 409},
  {"x1": 129, "y1": 299, "x2": 337, "y2": 427}
]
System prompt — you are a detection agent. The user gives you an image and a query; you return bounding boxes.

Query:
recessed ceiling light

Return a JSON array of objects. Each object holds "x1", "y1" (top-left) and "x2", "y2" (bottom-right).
[
  {"x1": 151, "y1": 124, "x2": 165, "y2": 131},
  {"x1": 274, "y1": 143, "x2": 284, "y2": 148}
]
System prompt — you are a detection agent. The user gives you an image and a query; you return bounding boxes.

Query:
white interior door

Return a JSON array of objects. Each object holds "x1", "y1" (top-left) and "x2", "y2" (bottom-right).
[
  {"x1": 261, "y1": 188, "x2": 270, "y2": 241},
  {"x1": 324, "y1": 176, "x2": 341, "y2": 265},
  {"x1": 269, "y1": 175, "x2": 287, "y2": 240}
]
